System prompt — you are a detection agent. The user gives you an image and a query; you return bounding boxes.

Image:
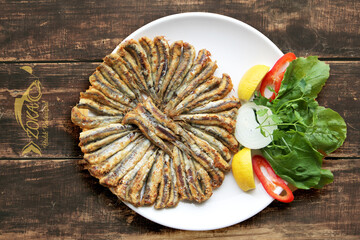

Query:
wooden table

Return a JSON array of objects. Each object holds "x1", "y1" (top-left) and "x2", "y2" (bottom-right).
[{"x1": 1, "y1": 1, "x2": 359, "y2": 239}]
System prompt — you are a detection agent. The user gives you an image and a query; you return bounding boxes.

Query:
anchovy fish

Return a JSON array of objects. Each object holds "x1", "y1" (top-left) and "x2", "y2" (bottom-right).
[
  {"x1": 169, "y1": 76, "x2": 221, "y2": 116},
  {"x1": 97, "y1": 63, "x2": 136, "y2": 99},
  {"x1": 80, "y1": 87, "x2": 131, "y2": 112},
  {"x1": 158, "y1": 40, "x2": 183, "y2": 100},
  {"x1": 71, "y1": 106, "x2": 123, "y2": 129},
  {"x1": 174, "y1": 113, "x2": 236, "y2": 133},
  {"x1": 163, "y1": 42, "x2": 195, "y2": 104},
  {"x1": 185, "y1": 73, "x2": 233, "y2": 110},
  {"x1": 142, "y1": 150, "x2": 164, "y2": 205},
  {"x1": 104, "y1": 54, "x2": 142, "y2": 99},
  {"x1": 99, "y1": 138, "x2": 151, "y2": 187},
  {"x1": 88, "y1": 136, "x2": 143, "y2": 176},
  {"x1": 89, "y1": 71, "x2": 135, "y2": 107},
  {"x1": 187, "y1": 97, "x2": 240, "y2": 114},
  {"x1": 154, "y1": 153, "x2": 172, "y2": 209},
  {"x1": 114, "y1": 145, "x2": 155, "y2": 203},
  {"x1": 123, "y1": 111, "x2": 173, "y2": 156},
  {"x1": 128, "y1": 149, "x2": 158, "y2": 206},
  {"x1": 153, "y1": 36, "x2": 170, "y2": 94},
  {"x1": 84, "y1": 132, "x2": 141, "y2": 165},
  {"x1": 77, "y1": 98, "x2": 124, "y2": 116},
  {"x1": 181, "y1": 123, "x2": 231, "y2": 162},
  {"x1": 191, "y1": 124, "x2": 239, "y2": 153},
  {"x1": 172, "y1": 147, "x2": 192, "y2": 200}
]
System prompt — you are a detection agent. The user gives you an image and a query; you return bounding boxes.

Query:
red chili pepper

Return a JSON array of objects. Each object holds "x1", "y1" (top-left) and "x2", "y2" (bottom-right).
[
  {"x1": 252, "y1": 155, "x2": 294, "y2": 203},
  {"x1": 260, "y1": 52, "x2": 296, "y2": 100}
]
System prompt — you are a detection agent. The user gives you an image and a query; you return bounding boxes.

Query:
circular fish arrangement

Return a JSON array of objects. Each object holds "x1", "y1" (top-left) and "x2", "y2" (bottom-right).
[{"x1": 71, "y1": 36, "x2": 240, "y2": 209}]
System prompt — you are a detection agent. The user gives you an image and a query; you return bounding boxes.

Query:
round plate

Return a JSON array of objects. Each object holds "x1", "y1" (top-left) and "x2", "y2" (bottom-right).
[{"x1": 117, "y1": 12, "x2": 283, "y2": 231}]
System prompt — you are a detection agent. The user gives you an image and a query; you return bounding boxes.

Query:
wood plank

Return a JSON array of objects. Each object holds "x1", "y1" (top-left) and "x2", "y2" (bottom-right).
[
  {"x1": 1, "y1": 61, "x2": 358, "y2": 159},
  {"x1": 0, "y1": 0, "x2": 359, "y2": 61},
  {"x1": 0, "y1": 158, "x2": 358, "y2": 239}
]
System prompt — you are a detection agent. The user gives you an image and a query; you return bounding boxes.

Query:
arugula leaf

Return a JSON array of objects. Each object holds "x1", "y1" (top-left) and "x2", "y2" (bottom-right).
[
  {"x1": 313, "y1": 169, "x2": 334, "y2": 189},
  {"x1": 305, "y1": 106, "x2": 347, "y2": 154},
  {"x1": 276, "y1": 56, "x2": 330, "y2": 102},
  {"x1": 262, "y1": 130, "x2": 324, "y2": 189}
]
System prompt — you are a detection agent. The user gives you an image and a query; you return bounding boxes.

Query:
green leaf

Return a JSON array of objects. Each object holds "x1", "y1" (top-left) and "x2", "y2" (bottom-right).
[
  {"x1": 256, "y1": 109, "x2": 268, "y2": 117},
  {"x1": 270, "y1": 114, "x2": 282, "y2": 124},
  {"x1": 262, "y1": 130, "x2": 324, "y2": 189},
  {"x1": 313, "y1": 169, "x2": 334, "y2": 189},
  {"x1": 276, "y1": 56, "x2": 330, "y2": 102},
  {"x1": 305, "y1": 106, "x2": 347, "y2": 154}
]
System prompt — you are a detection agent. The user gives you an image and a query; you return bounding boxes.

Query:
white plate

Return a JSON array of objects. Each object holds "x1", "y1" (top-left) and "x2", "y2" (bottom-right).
[{"x1": 117, "y1": 12, "x2": 283, "y2": 231}]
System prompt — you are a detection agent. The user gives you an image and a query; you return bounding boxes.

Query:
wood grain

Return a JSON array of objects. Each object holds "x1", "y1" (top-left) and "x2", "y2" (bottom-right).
[
  {"x1": 1, "y1": 61, "x2": 358, "y2": 159},
  {"x1": 0, "y1": 0, "x2": 359, "y2": 62},
  {"x1": 0, "y1": 158, "x2": 358, "y2": 239},
  {"x1": 1, "y1": 0, "x2": 359, "y2": 238}
]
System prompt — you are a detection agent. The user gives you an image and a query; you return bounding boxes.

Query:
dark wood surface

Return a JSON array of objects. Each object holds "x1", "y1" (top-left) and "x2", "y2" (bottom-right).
[{"x1": 0, "y1": 0, "x2": 359, "y2": 239}]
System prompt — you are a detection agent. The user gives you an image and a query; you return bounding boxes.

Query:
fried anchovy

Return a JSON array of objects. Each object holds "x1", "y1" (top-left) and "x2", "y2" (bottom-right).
[
  {"x1": 183, "y1": 153, "x2": 205, "y2": 202},
  {"x1": 176, "y1": 60, "x2": 218, "y2": 100},
  {"x1": 88, "y1": 136, "x2": 143, "y2": 176},
  {"x1": 104, "y1": 54, "x2": 142, "y2": 99},
  {"x1": 181, "y1": 123, "x2": 231, "y2": 162},
  {"x1": 128, "y1": 149, "x2": 158, "y2": 206},
  {"x1": 79, "y1": 124, "x2": 134, "y2": 145},
  {"x1": 139, "y1": 37, "x2": 157, "y2": 96},
  {"x1": 142, "y1": 150, "x2": 164, "y2": 205},
  {"x1": 122, "y1": 111, "x2": 172, "y2": 156},
  {"x1": 165, "y1": 60, "x2": 218, "y2": 113},
  {"x1": 114, "y1": 145, "x2": 155, "y2": 203},
  {"x1": 186, "y1": 131, "x2": 230, "y2": 172},
  {"x1": 80, "y1": 87, "x2": 131, "y2": 112},
  {"x1": 99, "y1": 138, "x2": 151, "y2": 187},
  {"x1": 191, "y1": 124, "x2": 239, "y2": 153},
  {"x1": 84, "y1": 132, "x2": 141, "y2": 165},
  {"x1": 123, "y1": 39, "x2": 158, "y2": 102},
  {"x1": 174, "y1": 130, "x2": 225, "y2": 188},
  {"x1": 77, "y1": 98, "x2": 124, "y2": 116},
  {"x1": 174, "y1": 113, "x2": 236, "y2": 133},
  {"x1": 89, "y1": 71, "x2": 135, "y2": 107},
  {"x1": 193, "y1": 161, "x2": 212, "y2": 202},
  {"x1": 154, "y1": 153, "x2": 171, "y2": 209},
  {"x1": 186, "y1": 73, "x2": 233, "y2": 110},
  {"x1": 187, "y1": 97, "x2": 240, "y2": 114},
  {"x1": 97, "y1": 63, "x2": 136, "y2": 99},
  {"x1": 117, "y1": 47, "x2": 149, "y2": 94},
  {"x1": 163, "y1": 42, "x2": 195, "y2": 104},
  {"x1": 158, "y1": 41, "x2": 183, "y2": 100},
  {"x1": 216, "y1": 108, "x2": 238, "y2": 120},
  {"x1": 169, "y1": 76, "x2": 221, "y2": 116},
  {"x1": 172, "y1": 147, "x2": 192, "y2": 200},
  {"x1": 71, "y1": 106, "x2": 123, "y2": 129},
  {"x1": 177, "y1": 49, "x2": 212, "y2": 91},
  {"x1": 142, "y1": 98, "x2": 181, "y2": 135},
  {"x1": 135, "y1": 104, "x2": 177, "y2": 142},
  {"x1": 153, "y1": 36, "x2": 170, "y2": 94},
  {"x1": 80, "y1": 131, "x2": 130, "y2": 153},
  {"x1": 166, "y1": 158, "x2": 180, "y2": 208}
]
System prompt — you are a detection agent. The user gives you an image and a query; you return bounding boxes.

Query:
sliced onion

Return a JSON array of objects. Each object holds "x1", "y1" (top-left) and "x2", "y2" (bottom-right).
[{"x1": 235, "y1": 102, "x2": 277, "y2": 149}]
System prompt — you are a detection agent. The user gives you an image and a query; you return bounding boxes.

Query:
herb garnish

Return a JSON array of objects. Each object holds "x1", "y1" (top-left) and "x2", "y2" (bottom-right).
[{"x1": 253, "y1": 56, "x2": 347, "y2": 189}]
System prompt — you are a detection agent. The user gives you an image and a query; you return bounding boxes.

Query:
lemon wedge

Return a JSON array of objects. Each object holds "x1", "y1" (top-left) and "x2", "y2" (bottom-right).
[
  {"x1": 238, "y1": 65, "x2": 270, "y2": 101},
  {"x1": 232, "y1": 147, "x2": 255, "y2": 191}
]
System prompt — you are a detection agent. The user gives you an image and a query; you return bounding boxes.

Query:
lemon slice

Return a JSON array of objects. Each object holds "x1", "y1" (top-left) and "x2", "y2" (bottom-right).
[
  {"x1": 232, "y1": 147, "x2": 255, "y2": 191},
  {"x1": 238, "y1": 65, "x2": 270, "y2": 101}
]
